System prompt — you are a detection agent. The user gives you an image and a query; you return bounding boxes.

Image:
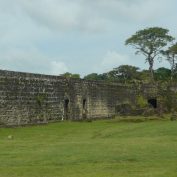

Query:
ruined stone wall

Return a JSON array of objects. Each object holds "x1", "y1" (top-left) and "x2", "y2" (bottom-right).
[
  {"x1": 0, "y1": 70, "x2": 143, "y2": 126},
  {"x1": 0, "y1": 70, "x2": 68, "y2": 125}
]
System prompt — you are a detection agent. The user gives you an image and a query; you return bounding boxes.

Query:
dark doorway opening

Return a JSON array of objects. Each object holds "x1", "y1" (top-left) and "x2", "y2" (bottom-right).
[
  {"x1": 64, "y1": 99, "x2": 69, "y2": 119},
  {"x1": 148, "y1": 98, "x2": 157, "y2": 108},
  {"x1": 83, "y1": 99, "x2": 86, "y2": 109},
  {"x1": 82, "y1": 99, "x2": 87, "y2": 119}
]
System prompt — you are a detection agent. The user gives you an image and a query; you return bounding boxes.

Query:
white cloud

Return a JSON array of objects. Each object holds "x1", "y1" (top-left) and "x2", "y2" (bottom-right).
[
  {"x1": 96, "y1": 51, "x2": 129, "y2": 73},
  {"x1": 50, "y1": 61, "x2": 68, "y2": 75},
  {"x1": 0, "y1": 0, "x2": 176, "y2": 37},
  {"x1": 96, "y1": 50, "x2": 171, "y2": 74},
  {"x1": 4, "y1": 0, "x2": 172, "y2": 33},
  {"x1": 0, "y1": 0, "x2": 176, "y2": 76},
  {"x1": 0, "y1": 47, "x2": 68, "y2": 75},
  {"x1": 17, "y1": 0, "x2": 80, "y2": 30},
  {"x1": 95, "y1": 0, "x2": 169, "y2": 22}
]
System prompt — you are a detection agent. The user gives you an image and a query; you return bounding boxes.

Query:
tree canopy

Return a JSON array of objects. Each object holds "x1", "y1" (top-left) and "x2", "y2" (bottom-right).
[
  {"x1": 154, "y1": 67, "x2": 171, "y2": 81},
  {"x1": 60, "y1": 72, "x2": 80, "y2": 79},
  {"x1": 83, "y1": 73, "x2": 107, "y2": 81},
  {"x1": 107, "y1": 65, "x2": 140, "y2": 83},
  {"x1": 125, "y1": 27, "x2": 174, "y2": 80},
  {"x1": 162, "y1": 43, "x2": 177, "y2": 79}
]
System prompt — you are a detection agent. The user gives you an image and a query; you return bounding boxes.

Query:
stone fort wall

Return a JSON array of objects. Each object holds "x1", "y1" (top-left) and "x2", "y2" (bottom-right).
[{"x1": 0, "y1": 70, "x2": 156, "y2": 126}]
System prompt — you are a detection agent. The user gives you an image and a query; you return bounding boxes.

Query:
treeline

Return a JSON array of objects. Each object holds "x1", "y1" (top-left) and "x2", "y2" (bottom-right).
[
  {"x1": 60, "y1": 65, "x2": 174, "y2": 83},
  {"x1": 84, "y1": 66, "x2": 172, "y2": 83},
  {"x1": 60, "y1": 27, "x2": 177, "y2": 83}
]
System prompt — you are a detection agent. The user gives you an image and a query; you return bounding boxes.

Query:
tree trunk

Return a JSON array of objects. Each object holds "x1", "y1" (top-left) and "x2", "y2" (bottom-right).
[
  {"x1": 171, "y1": 55, "x2": 175, "y2": 80},
  {"x1": 148, "y1": 57, "x2": 154, "y2": 81}
]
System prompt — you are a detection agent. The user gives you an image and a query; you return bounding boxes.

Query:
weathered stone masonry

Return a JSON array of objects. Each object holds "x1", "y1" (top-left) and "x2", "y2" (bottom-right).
[{"x1": 0, "y1": 70, "x2": 159, "y2": 126}]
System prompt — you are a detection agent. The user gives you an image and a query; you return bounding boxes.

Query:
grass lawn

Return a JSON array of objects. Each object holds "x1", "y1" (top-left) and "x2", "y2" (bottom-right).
[{"x1": 0, "y1": 117, "x2": 177, "y2": 177}]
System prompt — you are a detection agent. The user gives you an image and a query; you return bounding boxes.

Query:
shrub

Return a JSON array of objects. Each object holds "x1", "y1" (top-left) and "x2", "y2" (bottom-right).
[{"x1": 136, "y1": 95, "x2": 148, "y2": 108}]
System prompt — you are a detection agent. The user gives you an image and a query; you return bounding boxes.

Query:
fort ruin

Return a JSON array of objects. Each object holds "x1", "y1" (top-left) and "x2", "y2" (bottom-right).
[{"x1": 0, "y1": 69, "x2": 176, "y2": 126}]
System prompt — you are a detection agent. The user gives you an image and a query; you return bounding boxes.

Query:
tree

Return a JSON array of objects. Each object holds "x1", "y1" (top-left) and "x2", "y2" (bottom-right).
[
  {"x1": 84, "y1": 73, "x2": 100, "y2": 80},
  {"x1": 108, "y1": 65, "x2": 140, "y2": 83},
  {"x1": 60, "y1": 72, "x2": 80, "y2": 79},
  {"x1": 125, "y1": 27, "x2": 174, "y2": 80},
  {"x1": 71, "y1": 74, "x2": 80, "y2": 79},
  {"x1": 84, "y1": 73, "x2": 107, "y2": 81},
  {"x1": 162, "y1": 43, "x2": 177, "y2": 79},
  {"x1": 154, "y1": 67, "x2": 171, "y2": 81},
  {"x1": 60, "y1": 72, "x2": 72, "y2": 78}
]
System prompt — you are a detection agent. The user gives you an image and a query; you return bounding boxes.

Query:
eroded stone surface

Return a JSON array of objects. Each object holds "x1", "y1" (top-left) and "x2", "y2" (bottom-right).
[{"x1": 0, "y1": 70, "x2": 164, "y2": 126}]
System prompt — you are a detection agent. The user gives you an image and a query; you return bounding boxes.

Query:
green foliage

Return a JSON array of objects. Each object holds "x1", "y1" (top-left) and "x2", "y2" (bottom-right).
[
  {"x1": 125, "y1": 27, "x2": 174, "y2": 49},
  {"x1": 154, "y1": 67, "x2": 171, "y2": 81},
  {"x1": 158, "y1": 84, "x2": 177, "y2": 112},
  {"x1": 108, "y1": 65, "x2": 140, "y2": 83},
  {"x1": 84, "y1": 73, "x2": 98, "y2": 80},
  {"x1": 138, "y1": 70, "x2": 151, "y2": 82},
  {"x1": 84, "y1": 73, "x2": 107, "y2": 80},
  {"x1": 83, "y1": 65, "x2": 177, "y2": 84},
  {"x1": 0, "y1": 120, "x2": 177, "y2": 177},
  {"x1": 36, "y1": 93, "x2": 47, "y2": 107},
  {"x1": 162, "y1": 43, "x2": 177, "y2": 79},
  {"x1": 84, "y1": 65, "x2": 142, "y2": 83},
  {"x1": 60, "y1": 72, "x2": 80, "y2": 79},
  {"x1": 125, "y1": 27, "x2": 174, "y2": 80},
  {"x1": 71, "y1": 74, "x2": 80, "y2": 79},
  {"x1": 60, "y1": 72, "x2": 72, "y2": 78},
  {"x1": 136, "y1": 95, "x2": 148, "y2": 108}
]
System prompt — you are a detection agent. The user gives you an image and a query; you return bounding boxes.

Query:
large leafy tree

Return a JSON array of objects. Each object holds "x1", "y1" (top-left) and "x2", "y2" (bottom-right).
[
  {"x1": 162, "y1": 43, "x2": 177, "y2": 79},
  {"x1": 125, "y1": 27, "x2": 174, "y2": 80}
]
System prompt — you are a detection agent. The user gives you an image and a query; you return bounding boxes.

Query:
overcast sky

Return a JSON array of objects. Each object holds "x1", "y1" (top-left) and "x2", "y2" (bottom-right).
[{"x1": 0, "y1": 0, "x2": 177, "y2": 77}]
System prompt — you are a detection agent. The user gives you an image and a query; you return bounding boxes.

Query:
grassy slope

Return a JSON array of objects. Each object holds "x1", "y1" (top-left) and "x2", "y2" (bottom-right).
[{"x1": 0, "y1": 117, "x2": 177, "y2": 177}]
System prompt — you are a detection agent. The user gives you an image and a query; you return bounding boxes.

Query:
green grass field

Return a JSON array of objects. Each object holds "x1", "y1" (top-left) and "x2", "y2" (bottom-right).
[{"x1": 0, "y1": 117, "x2": 177, "y2": 177}]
